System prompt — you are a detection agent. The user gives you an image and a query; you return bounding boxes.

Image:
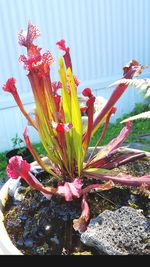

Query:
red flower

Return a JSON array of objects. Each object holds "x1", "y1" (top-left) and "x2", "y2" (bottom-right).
[
  {"x1": 82, "y1": 88, "x2": 92, "y2": 98},
  {"x1": 3, "y1": 78, "x2": 16, "y2": 93},
  {"x1": 6, "y1": 155, "x2": 56, "y2": 199},
  {"x1": 52, "y1": 81, "x2": 62, "y2": 93},
  {"x1": 52, "y1": 121, "x2": 72, "y2": 133},
  {"x1": 19, "y1": 54, "x2": 41, "y2": 71},
  {"x1": 7, "y1": 156, "x2": 30, "y2": 179},
  {"x1": 56, "y1": 123, "x2": 65, "y2": 133},
  {"x1": 57, "y1": 178, "x2": 83, "y2": 201},
  {"x1": 19, "y1": 51, "x2": 54, "y2": 75},
  {"x1": 27, "y1": 44, "x2": 42, "y2": 57},
  {"x1": 80, "y1": 106, "x2": 88, "y2": 113},
  {"x1": 56, "y1": 39, "x2": 69, "y2": 53},
  {"x1": 18, "y1": 21, "x2": 40, "y2": 47},
  {"x1": 56, "y1": 39, "x2": 72, "y2": 70}
]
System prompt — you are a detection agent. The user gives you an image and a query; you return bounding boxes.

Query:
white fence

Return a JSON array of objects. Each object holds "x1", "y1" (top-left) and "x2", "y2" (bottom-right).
[{"x1": 0, "y1": 0, "x2": 150, "y2": 152}]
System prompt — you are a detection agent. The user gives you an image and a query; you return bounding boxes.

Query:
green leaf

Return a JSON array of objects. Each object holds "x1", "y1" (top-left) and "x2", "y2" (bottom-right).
[
  {"x1": 67, "y1": 67, "x2": 83, "y2": 175},
  {"x1": 83, "y1": 167, "x2": 114, "y2": 175},
  {"x1": 58, "y1": 57, "x2": 71, "y2": 122},
  {"x1": 58, "y1": 57, "x2": 72, "y2": 172}
]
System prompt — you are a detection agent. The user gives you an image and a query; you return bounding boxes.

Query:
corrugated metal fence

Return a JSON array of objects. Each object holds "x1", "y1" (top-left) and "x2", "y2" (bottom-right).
[{"x1": 0, "y1": 0, "x2": 150, "y2": 152}]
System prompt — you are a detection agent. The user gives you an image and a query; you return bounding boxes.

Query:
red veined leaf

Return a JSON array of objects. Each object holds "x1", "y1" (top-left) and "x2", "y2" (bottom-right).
[
  {"x1": 86, "y1": 106, "x2": 116, "y2": 165},
  {"x1": 81, "y1": 180, "x2": 114, "y2": 195},
  {"x1": 73, "y1": 195, "x2": 90, "y2": 233},
  {"x1": 3, "y1": 78, "x2": 37, "y2": 129},
  {"x1": 23, "y1": 127, "x2": 60, "y2": 178},
  {"x1": 89, "y1": 121, "x2": 132, "y2": 166},
  {"x1": 92, "y1": 60, "x2": 143, "y2": 136},
  {"x1": 84, "y1": 172, "x2": 150, "y2": 188}
]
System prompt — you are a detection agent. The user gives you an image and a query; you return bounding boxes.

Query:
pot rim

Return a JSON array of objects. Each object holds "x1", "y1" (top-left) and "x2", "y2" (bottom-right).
[
  {"x1": 0, "y1": 147, "x2": 150, "y2": 255},
  {"x1": 0, "y1": 179, "x2": 22, "y2": 255}
]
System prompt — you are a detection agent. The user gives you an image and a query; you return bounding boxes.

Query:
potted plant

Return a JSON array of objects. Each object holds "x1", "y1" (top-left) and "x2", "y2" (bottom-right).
[
  {"x1": 0, "y1": 22, "x2": 150, "y2": 255},
  {"x1": 5, "y1": 134, "x2": 34, "y2": 164}
]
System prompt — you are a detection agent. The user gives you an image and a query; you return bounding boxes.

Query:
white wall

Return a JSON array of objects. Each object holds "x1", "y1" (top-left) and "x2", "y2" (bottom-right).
[{"x1": 0, "y1": 0, "x2": 150, "y2": 152}]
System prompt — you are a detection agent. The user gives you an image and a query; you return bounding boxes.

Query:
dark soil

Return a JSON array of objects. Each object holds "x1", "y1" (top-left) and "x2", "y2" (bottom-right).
[{"x1": 4, "y1": 156, "x2": 150, "y2": 255}]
